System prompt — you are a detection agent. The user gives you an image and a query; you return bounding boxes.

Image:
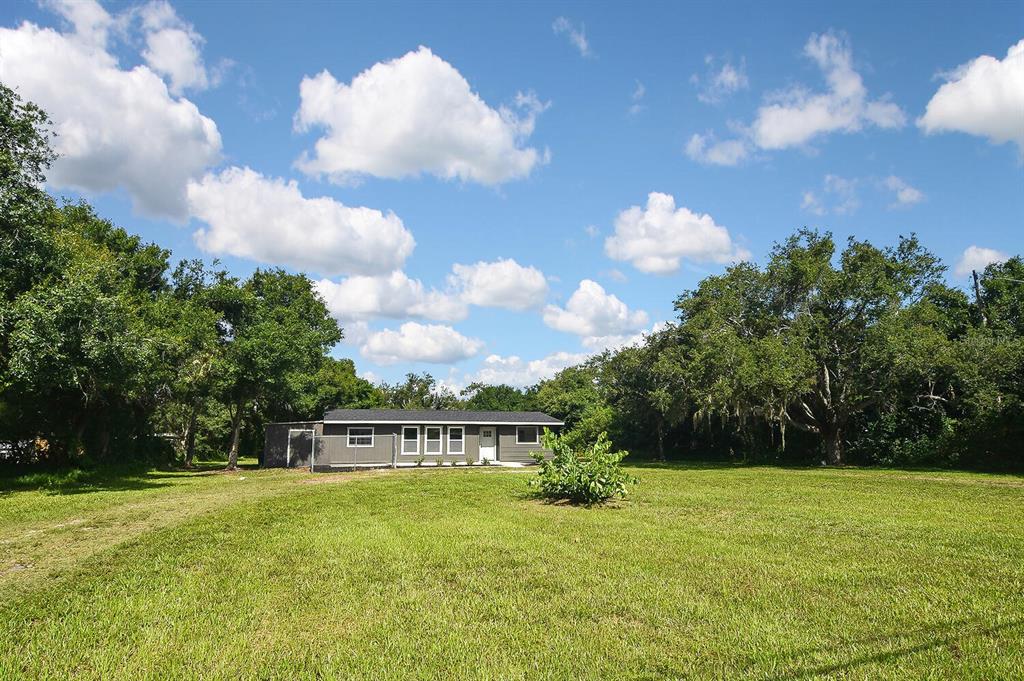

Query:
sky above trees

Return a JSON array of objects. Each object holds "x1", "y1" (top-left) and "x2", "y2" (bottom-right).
[{"x1": 0, "y1": 0, "x2": 1020, "y2": 387}]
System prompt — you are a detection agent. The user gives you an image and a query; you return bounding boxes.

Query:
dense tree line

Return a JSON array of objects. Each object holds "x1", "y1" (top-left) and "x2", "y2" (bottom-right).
[
  {"x1": 2, "y1": 85, "x2": 1020, "y2": 471},
  {"x1": 0, "y1": 85, "x2": 368, "y2": 469}
]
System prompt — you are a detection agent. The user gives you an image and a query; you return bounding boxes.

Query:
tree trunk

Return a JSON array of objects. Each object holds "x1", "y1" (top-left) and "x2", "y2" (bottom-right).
[
  {"x1": 226, "y1": 400, "x2": 244, "y2": 470},
  {"x1": 183, "y1": 402, "x2": 199, "y2": 468},
  {"x1": 656, "y1": 419, "x2": 665, "y2": 462},
  {"x1": 824, "y1": 426, "x2": 844, "y2": 466}
]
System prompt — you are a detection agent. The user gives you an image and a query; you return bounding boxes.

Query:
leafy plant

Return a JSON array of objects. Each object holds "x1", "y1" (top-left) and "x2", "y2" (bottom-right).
[
  {"x1": 465, "y1": 453, "x2": 474, "y2": 466},
  {"x1": 415, "y1": 455, "x2": 425, "y2": 467},
  {"x1": 529, "y1": 431, "x2": 636, "y2": 504}
]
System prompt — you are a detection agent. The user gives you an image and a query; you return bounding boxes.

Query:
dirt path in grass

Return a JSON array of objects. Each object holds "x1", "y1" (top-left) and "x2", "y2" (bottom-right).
[{"x1": 0, "y1": 468, "x2": 328, "y2": 597}]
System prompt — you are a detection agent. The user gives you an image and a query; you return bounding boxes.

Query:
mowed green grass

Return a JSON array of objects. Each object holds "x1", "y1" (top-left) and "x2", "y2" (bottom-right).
[{"x1": 1, "y1": 462, "x2": 1023, "y2": 679}]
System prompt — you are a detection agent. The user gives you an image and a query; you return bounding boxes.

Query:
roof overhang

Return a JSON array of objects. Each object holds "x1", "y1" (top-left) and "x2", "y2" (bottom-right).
[{"x1": 323, "y1": 420, "x2": 564, "y2": 426}]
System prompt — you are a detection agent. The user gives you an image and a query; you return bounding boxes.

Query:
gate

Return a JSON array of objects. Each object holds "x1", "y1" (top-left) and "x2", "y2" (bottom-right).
[{"x1": 286, "y1": 429, "x2": 315, "y2": 468}]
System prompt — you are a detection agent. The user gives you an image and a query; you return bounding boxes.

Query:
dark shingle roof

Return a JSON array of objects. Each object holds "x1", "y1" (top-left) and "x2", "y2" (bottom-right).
[{"x1": 323, "y1": 409, "x2": 562, "y2": 425}]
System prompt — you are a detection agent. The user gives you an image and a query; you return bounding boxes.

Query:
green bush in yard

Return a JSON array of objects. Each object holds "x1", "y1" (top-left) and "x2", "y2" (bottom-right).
[{"x1": 529, "y1": 431, "x2": 636, "y2": 504}]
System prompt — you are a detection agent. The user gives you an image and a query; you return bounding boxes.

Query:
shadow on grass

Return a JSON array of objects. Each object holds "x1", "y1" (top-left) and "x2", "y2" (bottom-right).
[
  {"x1": 760, "y1": 616, "x2": 1024, "y2": 680},
  {"x1": 0, "y1": 457, "x2": 260, "y2": 497},
  {"x1": 624, "y1": 457, "x2": 1024, "y2": 479}
]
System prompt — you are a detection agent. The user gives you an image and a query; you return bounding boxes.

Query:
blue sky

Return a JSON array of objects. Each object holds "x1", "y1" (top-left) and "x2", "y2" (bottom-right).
[{"x1": 2, "y1": 0, "x2": 1021, "y2": 388}]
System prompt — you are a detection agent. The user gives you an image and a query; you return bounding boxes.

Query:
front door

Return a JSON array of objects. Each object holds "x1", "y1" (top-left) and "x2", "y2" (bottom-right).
[{"x1": 479, "y1": 427, "x2": 496, "y2": 462}]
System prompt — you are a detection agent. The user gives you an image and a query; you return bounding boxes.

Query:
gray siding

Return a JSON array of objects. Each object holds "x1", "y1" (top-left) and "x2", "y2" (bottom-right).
[
  {"x1": 497, "y1": 424, "x2": 556, "y2": 463},
  {"x1": 320, "y1": 423, "x2": 400, "y2": 465},
  {"x1": 263, "y1": 421, "x2": 321, "y2": 467},
  {"x1": 265, "y1": 420, "x2": 560, "y2": 468}
]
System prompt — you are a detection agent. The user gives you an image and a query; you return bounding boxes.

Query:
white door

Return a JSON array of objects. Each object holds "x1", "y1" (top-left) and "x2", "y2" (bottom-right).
[{"x1": 479, "y1": 427, "x2": 496, "y2": 462}]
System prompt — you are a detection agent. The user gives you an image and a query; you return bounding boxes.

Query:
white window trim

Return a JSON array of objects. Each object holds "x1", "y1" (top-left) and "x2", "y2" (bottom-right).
[
  {"x1": 347, "y1": 426, "x2": 374, "y2": 448},
  {"x1": 424, "y1": 426, "x2": 443, "y2": 455},
  {"x1": 447, "y1": 426, "x2": 464, "y2": 455},
  {"x1": 400, "y1": 425, "x2": 420, "y2": 456},
  {"x1": 516, "y1": 425, "x2": 540, "y2": 445}
]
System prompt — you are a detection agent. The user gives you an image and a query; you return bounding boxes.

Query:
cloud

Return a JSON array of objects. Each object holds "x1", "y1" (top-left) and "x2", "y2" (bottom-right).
[
  {"x1": 628, "y1": 80, "x2": 645, "y2": 115},
  {"x1": 315, "y1": 257, "x2": 547, "y2": 326},
  {"x1": 584, "y1": 224, "x2": 600, "y2": 238},
  {"x1": 187, "y1": 166, "x2": 415, "y2": 276},
  {"x1": 552, "y1": 17, "x2": 591, "y2": 58},
  {"x1": 137, "y1": 0, "x2": 217, "y2": 94},
  {"x1": 685, "y1": 132, "x2": 751, "y2": 166},
  {"x1": 361, "y1": 322, "x2": 484, "y2": 365},
  {"x1": 582, "y1": 321, "x2": 669, "y2": 353},
  {"x1": 461, "y1": 351, "x2": 590, "y2": 388},
  {"x1": 605, "y1": 192, "x2": 750, "y2": 273},
  {"x1": 294, "y1": 46, "x2": 548, "y2": 186},
  {"x1": 954, "y1": 245, "x2": 1009, "y2": 278},
  {"x1": 0, "y1": 1, "x2": 222, "y2": 219},
  {"x1": 800, "y1": 174, "x2": 859, "y2": 215},
  {"x1": 752, "y1": 32, "x2": 905, "y2": 149},
  {"x1": 315, "y1": 272, "x2": 466, "y2": 323},
  {"x1": 448, "y1": 258, "x2": 548, "y2": 310},
  {"x1": 883, "y1": 175, "x2": 925, "y2": 208},
  {"x1": 543, "y1": 279, "x2": 649, "y2": 341},
  {"x1": 693, "y1": 55, "x2": 749, "y2": 104},
  {"x1": 918, "y1": 39, "x2": 1024, "y2": 153},
  {"x1": 687, "y1": 32, "x2": 905, "y2": 166}
]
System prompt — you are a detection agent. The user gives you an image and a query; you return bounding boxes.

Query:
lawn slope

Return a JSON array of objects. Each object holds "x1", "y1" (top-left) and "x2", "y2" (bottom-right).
[{"x1": 1, "y1": 464, "x2": 1022, "y2": 679}]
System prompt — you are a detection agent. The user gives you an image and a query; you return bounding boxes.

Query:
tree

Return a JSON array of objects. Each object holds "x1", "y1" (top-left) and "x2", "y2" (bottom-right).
[
  {"x1": 461, "y1": 383, "x2": 534, "y2": 411},
  {"x1": 4, "y1": 204, "x2": 171, "y2": 460},
  {"x1": 677, "y1": 230, "x2": 945, "y2": 465},
  {"x1": 151, "y1": 260, "x2": 230, "y2": 467},
  {"x1": 380, "y1": 372, "x2": 459, "y2": 410},
  {"x1": 291, "y1": 357, "x2": 384, "y2": 418},
  {"x1": 216, "y1": 269, "x2": 341, "y2": 469}
]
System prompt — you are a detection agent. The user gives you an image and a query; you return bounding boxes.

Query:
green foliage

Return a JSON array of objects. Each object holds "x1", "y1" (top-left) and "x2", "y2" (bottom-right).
[
  {"x1": 380, "y1": 372, "x2": 458, "y2": 410},
  {"x1": 529, "y1": 431, "x2": 636, "y2": 504},
  {"x1": 460, "y1": 382, "x2": 535, "y2": 411}
]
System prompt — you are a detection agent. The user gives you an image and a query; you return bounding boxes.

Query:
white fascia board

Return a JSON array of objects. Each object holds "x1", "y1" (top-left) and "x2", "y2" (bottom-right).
[{"x1": 323, "y1": 420, "x2": 564, "y2": 426}]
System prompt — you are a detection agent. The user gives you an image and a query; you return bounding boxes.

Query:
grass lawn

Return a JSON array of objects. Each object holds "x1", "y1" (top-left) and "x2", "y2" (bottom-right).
[{"x1": 1, "y1": 461, "x2": 1022, "y2": 679}]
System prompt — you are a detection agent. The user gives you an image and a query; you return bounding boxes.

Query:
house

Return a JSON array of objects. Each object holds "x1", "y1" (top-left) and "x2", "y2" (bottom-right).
[{"x1": 263, "y1": 409, "x2": 563, "y2": 470}]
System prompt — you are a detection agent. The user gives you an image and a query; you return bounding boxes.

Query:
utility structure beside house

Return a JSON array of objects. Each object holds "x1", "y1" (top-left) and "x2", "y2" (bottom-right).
[{"x1": 262, "y1": 409, "x2": 563, "y2": 471}]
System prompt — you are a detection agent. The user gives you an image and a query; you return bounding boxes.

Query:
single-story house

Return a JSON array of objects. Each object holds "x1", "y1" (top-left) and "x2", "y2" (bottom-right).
[{"x1": 263, "y1": 409, "x2": 563, "y2": 470}]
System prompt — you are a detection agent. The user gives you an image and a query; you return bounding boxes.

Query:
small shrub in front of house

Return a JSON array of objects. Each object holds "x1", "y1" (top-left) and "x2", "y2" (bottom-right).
[{"x1": 529, "y1": 431, "x2": 636, "y2": 504}]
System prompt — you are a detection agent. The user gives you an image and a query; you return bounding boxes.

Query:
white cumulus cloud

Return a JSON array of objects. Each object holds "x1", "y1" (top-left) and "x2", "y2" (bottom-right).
[
  {"x1": 954, "y1": 245, "x2": 1009, "y2": 278},
  {"x1": 686, "y1": 133, "x2": 751, "y2": 166},
  {"x1": 315, "y1": 257, "x2": 547, "y2": 325},
  {"x1": 692, "y1": 55, "x2": 749, "y2": 104},
  {"x1": 800, "y1": 174, "x2": 859, "y2": 216},
  {"x1": 461, "y1": 351, "x2": 590, "y2": 388},
  {"x1": 187, "y1": 166, "x2": 415, "y2": 277},
  {"x1": 687, "y1": 32, "x2": 905, "y2": 166},
  {"x1": 315, "y1": 272, "x2": 467, "y2": 323},
  {"x1": 0, "y1": 0, "x2": 222, "y2": 219},
  {"x1": 883, "y1": 175, "x2": 925, "y2": 208},
  {"x1": 605, "y1": 192, "x2": 749, "y2": 273},
  {"x1": 137, "y1": 0, "x2": 216, "y2": 94},
  {"x1": 448, "y1": 258, "x2": 548, "y2": 310},
  {"x1": 543, "y1": 279, "x2": 649, "y2": 340},
  {"x1": 552, "y1": 17, "x2": 591, "y2": 58},
  {"x1": 361, "y1": 322, "x2": 484, "y2": 365},
  {"x1": 294, "y1": 46, "x2": 548, "y2": 186},
  {"x1": 918, "y1": 39, "x2": 1024, "y2": 153}
]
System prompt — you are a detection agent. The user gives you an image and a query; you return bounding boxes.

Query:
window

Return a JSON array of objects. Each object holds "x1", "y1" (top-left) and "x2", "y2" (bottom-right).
[
  {"x1": 516, "y1": 425, "x2": 539, "y2": 445},
  {"x1": 425, "y1": 427, "x2": 442, "y2": 454},
  {"x1": 448, "y1": 426, "x2": 464, "y2": 454},
  {"x1": 401, "y1": 426, "x2": 419, "y2": 455},
  {"x1": 347, "y1": 427, "x2": 374, "y2": 447}
]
